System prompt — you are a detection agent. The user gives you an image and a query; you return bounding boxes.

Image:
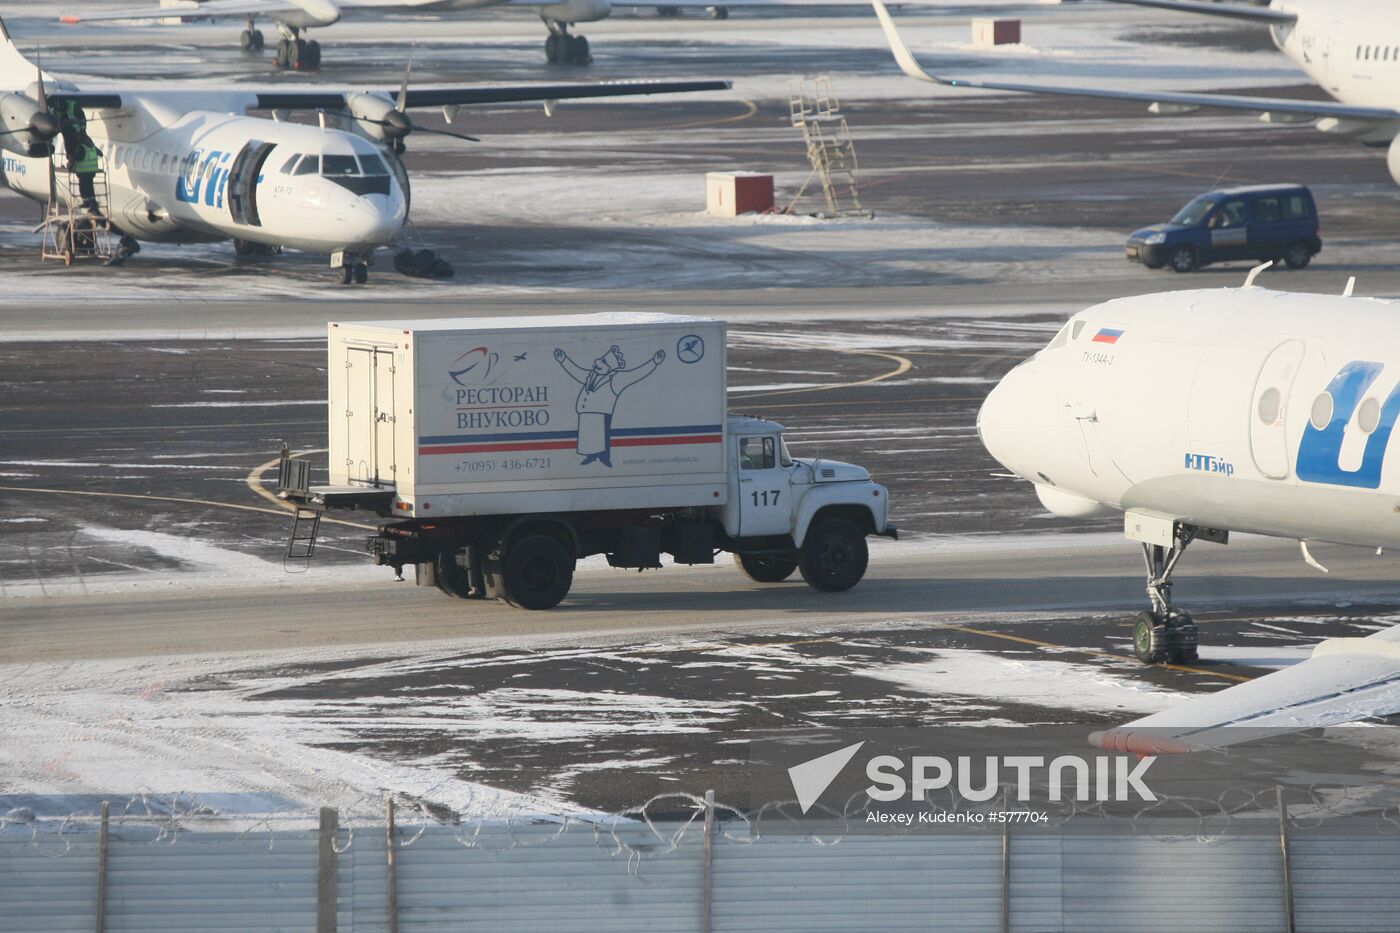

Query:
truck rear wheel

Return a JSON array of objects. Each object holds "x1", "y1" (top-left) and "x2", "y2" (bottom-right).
[
  {"x1": 734, "y1": 552, "x2": 798, "y2": 583},
  {"x1": 798, "y1": 518, "x2": 868, "y2": 592},
  {"x1": 501, "y1": 535, "x2": 574, "y2": 610}
]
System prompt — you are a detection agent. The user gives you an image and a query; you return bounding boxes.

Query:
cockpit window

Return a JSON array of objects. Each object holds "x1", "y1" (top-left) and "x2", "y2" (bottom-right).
[
  {"x1": 358, "y1": 154, "x2": 389, "y2": 176},
  {"x1": 1045, "y1": 323, "x2": 1070, "y2": 352},
  {"x1": 293, "y1": 155, "x2": 319, "y2": 176},
  {"x1": 322, "y1": 155, "x2": 360, "y2": 177},
  {"x1": 280, "y1": 154, "x2": 301, "y2": 174}
]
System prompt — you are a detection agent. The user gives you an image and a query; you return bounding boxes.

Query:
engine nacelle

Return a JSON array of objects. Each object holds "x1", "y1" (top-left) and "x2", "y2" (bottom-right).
[
  {"x1": 539, "y1": 0, "x2": 611, "y2": 23},
  {"x1": 1388, "y1": 135, "x2": 1400, "y2": 188},
  {"x1": 1035, "y1": 483, "x2": 1114, "y2": 519},
  {"x1": 0, "y1": 92, "x2": 56, "y2": 158},
  {"x1": 345, "y1": 93, "x2": 412, "y2": 143}
]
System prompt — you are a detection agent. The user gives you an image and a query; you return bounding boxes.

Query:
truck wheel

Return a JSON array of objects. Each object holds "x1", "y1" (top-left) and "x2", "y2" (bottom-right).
[
  {"x1": 798, "y1": 518, "x2": 868, "y2": 592},
  {"x1": 734, "y1": 552, "x2": 798, "y2": 583},
  {"x1": 1283, "y1": 241, "x2": 1313, "y2": 269},
  {"x1": 501, "y1": 535, "x2": 574, "y2": 610}
]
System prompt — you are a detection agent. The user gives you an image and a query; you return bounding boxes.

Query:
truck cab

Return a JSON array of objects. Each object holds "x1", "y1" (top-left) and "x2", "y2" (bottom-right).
[{"x1": 721, "y1": 416, "x2": 895, "y2": 591}]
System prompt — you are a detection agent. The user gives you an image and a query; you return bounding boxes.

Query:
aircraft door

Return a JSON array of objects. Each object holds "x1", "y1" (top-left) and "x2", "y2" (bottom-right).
[
  {"x1": 226, "y1": 140, "x2": 276, "y2": 227},
  {"x1": 1249, "y1": 339, "x2": 1305, "y2": 479},
  {"x1": 1321, "y1": 20, "x2": 1342, "y2": 86}
]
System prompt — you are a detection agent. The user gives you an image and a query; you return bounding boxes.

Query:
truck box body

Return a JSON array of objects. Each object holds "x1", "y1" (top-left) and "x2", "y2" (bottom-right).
[{"x1": 326, "y1": 313, "x2": 728, "y2": 518}]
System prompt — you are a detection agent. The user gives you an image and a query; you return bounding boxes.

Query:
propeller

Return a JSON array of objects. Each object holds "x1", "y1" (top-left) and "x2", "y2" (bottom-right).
[
  {"x1": 327, "y1": 50, "x2": 480, "y2": 146},
  {"x1": 0, "y1": 53, "x2": 58, "y2": 142}
]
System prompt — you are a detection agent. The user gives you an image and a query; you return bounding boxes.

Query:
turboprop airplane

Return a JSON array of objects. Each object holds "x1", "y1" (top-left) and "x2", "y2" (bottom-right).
[
  {"x1": 63, "y1": 0, "x2": 759, "y2": 69},
  {"x1": 979, "y1": 273, "x2": 1400, "y2": 745},
  {"x1": 0, "y1": 17, "x2": 727, "y2": 282},
  {"x1": 871, "y1": 0, "x2": 1400, "y2": 190}
]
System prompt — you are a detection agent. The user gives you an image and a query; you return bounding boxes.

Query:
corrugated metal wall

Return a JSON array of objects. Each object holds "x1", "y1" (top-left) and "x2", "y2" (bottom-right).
[{"x1": 4, "y1": 826, "x2": 1400, "y2": 932}]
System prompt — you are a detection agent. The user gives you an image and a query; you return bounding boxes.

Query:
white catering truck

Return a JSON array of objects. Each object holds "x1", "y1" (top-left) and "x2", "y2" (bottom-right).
[{"x1": 278, "y1": 312, "x2": 897, "y2": 608}]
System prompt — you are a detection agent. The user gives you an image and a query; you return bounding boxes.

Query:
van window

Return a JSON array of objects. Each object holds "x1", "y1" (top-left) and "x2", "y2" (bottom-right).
[
  {"x1": 1255, "y1": 198, "x2": 1282, "y2": 224},
  {"x1": 1210, "y1": 200, "x2": 1247, "y2": 229},
  {"x1": 1284, "y1": 195, "x2": 1311, "y2": 221},
  {"x1": 1171, "y1": 196, "x2": 1216, "y2": 226},
  {"x1": 740, "y1": 436, "x2": 775, "y2": 470}
]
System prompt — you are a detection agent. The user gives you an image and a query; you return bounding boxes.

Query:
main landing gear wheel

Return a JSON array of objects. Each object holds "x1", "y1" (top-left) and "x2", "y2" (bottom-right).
[
  {"x1": 501, "y1": 535, "x2": 575, "y2": 610},
  {"x1": 545, "y1": 30, "x2": 591, "y2": 65},
  {"x1": 734, "y1": 552, "x2": 798, "y2": 583},
  {"x1": 240, "y1": 29, "x2": 265, "y2": 52},
  {"x1": 798, "y1": 517, "x2": 868, "y2": 592}
]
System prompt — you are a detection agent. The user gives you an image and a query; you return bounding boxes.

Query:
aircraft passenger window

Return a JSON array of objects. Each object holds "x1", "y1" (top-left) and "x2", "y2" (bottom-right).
[
  {"x1": 1257, "y1": 388, "x2": 1282, "y2": 426},
  {"x1": 1310, "y1": 392, "x2": 1334, "y2": 431},
  {"x1": 358, "y1": 154, "x2": 389, "y2": 176},
  {"x1": 281, "y1": 154, "x2": 301, "y2": 174},
  {"x1": 739, "y1": 436, "x2": 775, "y2": 470},
  {"x1": 294, "y1": 155, "x2": 319, "y2": 176},
  {"x1": 322, "y1": 155, "x2": 359, "y2": 176},
  {"x1": 1359, "y1": 397, "x2": 1382, "y2": 434},
  {"x1": 1255, "y1": 198, "x2": 1281, "y2": 224}
]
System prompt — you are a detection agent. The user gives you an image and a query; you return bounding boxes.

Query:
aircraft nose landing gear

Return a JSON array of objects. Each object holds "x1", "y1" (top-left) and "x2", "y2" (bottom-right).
[
  {"x1": 334, "y1": 251, "x2": 371, "y2": 286},
  {"x1": 1127, "y1": 521, "x2": 1225, "y2": 664}
]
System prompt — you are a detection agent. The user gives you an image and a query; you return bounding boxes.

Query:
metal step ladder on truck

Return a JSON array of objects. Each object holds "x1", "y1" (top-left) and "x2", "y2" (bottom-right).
[{"x1": 277, "y1": 312, "x2": 897, "y2": 609}]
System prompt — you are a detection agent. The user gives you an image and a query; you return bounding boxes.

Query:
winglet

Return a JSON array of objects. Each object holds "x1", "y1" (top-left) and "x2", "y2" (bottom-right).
[{"x1": 870, "y1": 0, "x2": 939, "y2": 85}]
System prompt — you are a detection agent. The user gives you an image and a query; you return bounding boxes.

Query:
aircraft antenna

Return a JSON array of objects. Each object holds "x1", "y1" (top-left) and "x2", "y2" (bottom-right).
[{"x1": 1243, "y1": 260, "x2": 1273, "y2": 288}]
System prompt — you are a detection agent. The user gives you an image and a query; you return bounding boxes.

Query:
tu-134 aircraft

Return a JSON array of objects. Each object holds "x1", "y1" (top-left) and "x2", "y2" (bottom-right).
[
  {"x1": 978, "y1": 276, "x2": 1400, "y2": 747},
  {"x1": 0, "y1": 16, "x2": 727, "y2": 282},
  {"x1": 872, "y1": 0, "x2": 1400, "y2": 190},
  {"x1": 62, "y1": 0, "x2": 778, "y2": 69}
]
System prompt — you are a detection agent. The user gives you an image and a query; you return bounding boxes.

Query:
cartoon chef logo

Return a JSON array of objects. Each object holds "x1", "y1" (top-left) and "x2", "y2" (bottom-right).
[
  {"x1": 449, "y1": 346, "x2": 499, "y2": 386},
  {"x1": 554, "y1": 344, "x2": 665, "y2": 468}
]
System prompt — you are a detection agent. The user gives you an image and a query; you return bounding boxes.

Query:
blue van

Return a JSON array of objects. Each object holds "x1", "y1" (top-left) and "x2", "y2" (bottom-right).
[{"x1": 1126, "y1": 184, "x2": 1321, "y2": 273}]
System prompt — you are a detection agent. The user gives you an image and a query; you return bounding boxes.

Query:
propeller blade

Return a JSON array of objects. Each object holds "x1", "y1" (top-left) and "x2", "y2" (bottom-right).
[
  {"x1": 396, "y1": 44, "x2": 415, "y2": 114},
  {"x1": 414, "y1": 126, "x2": 479, "y2": 143},
  {"x1": 35, "y1": 48, "x2": 46, "y2": 112}
]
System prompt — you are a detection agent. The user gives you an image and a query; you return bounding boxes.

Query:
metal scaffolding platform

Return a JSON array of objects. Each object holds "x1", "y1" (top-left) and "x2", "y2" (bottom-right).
[
  {"x1": 40, "y1": 151, "x2": 114, "y2": 266},
  {"x1": 786, "y1": 76, "x2": 872, "y2": 219}
]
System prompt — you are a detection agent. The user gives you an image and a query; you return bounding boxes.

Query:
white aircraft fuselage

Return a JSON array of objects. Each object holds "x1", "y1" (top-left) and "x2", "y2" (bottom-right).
[
  {"x1": 1, "y1": 93, "x2": 407, "y2": 253},
  {"x1": 979, "y1": 287, "x2": 1400, "y2": 550},
  {"x1": 1271, "y1": 0, "x2": 1400, "y2": 110}
]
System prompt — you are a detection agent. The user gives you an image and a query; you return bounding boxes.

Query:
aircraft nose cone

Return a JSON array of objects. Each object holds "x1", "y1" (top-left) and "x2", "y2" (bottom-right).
[
  {"x1": 345, "y1": 198, "x2": 403, "y2": 246},
  {"x1": 977, "y1": 364, "x2": 1028, "y2": 475}
]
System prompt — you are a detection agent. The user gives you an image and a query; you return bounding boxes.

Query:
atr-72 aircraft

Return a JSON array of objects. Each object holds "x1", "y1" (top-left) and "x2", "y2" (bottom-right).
[
  {"x1": 64, "y1": 0, "x2": 756, "y2": 68},
  {"x1": 872, "y1": 0, "x2": 1400, "y2": 190},
  {"x1": 0, "y1": 17, "x2": 726, "y2": 282},
  {"x1": 977, "y1": 278, "x2": 1400, "y2": 740}
]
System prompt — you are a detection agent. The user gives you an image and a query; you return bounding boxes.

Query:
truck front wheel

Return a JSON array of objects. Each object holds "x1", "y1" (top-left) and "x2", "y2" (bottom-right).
[
  {"x1": 734, "y1": 552, "x2": 798, "y2": 583},
  {"x1": 501, "y1": 535, "x2": 574, "y2": 610},
  {"x1": 798, "y1": 518, "x2": 868, "y2": 592}
]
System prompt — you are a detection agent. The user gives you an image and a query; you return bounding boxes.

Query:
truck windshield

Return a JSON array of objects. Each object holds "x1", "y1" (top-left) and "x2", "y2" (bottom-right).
[
  {"x1": 779, "y1": 436, "x2": 794, "y2": 467},
  {"x1": 1171, "y1": 196, "x2": 1216, "y2": 226}
]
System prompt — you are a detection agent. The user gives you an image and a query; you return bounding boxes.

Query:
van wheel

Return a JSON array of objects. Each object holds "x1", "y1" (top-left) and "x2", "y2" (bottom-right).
[
  {"x1": 1169, "y1": 246, "x2": 1198, "y2": 273},
  {"x1": 734, "y1": 552, "x2": 798, "y2": 583},
  {"x1": 501, "y1": 535, "x2": 574, "y2": 609},
  {"x1": 799, "y1": 518, "x2": 868, "y2": 592},
  {"x1": 1283, "y1": 241, "x2": 1313, "y2": 270}
]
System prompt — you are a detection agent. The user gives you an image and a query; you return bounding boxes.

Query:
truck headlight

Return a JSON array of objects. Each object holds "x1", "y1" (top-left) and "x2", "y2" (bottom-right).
[{"x1": 1145, "y1": 233, "x2": 1166, "y2": 245}]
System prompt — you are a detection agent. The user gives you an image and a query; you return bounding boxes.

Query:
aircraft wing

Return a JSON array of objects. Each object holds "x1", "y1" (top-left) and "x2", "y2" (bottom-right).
[
  {"x1": 1103, "y1": 0, "x2": 1297, "y2": 25},
  {"x1": 871, "y1": 0, "x2": 1400, "y2": 125},
  {"x1": 1091, "y1": 628, "x2": 1400, "y2": 755},
  {"x1": 251, "y1": 79, "x2": 729, "y2": 111},
  {"x1": 62, "y1": 0, "x2": 313, "y2": 24}
]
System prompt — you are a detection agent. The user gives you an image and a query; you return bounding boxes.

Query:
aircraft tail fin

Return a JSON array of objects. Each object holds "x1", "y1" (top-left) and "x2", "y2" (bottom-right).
[{"x1": 0, "y1": 16, "x2": 39, "y2": 90}]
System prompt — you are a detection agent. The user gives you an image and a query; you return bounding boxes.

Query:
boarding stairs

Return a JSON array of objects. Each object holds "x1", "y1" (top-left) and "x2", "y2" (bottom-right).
[
  {"x1": 786, "y1": 77, "x2": 871, "y2": 219},
  {"x1": 279, "y1": 456, "x2": 321, "y2": 572},
  {"x1": 40, "y1": 147, "x2": 114, "y2": 265}
]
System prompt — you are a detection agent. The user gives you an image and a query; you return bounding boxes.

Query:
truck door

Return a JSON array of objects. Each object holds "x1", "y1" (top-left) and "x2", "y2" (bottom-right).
[
  {"x1": 345, "y1": 347, "x2": 397, "y2": 486},
  {"x1": 226, "y1": 140, "x2": 276, "y2": 227},
  {"x1": 737, "y1": 434, "x2": 793, "y2": 537},
  {"x1": 1250, "y1": 339, "x2": 1305, "y2": 480}
]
